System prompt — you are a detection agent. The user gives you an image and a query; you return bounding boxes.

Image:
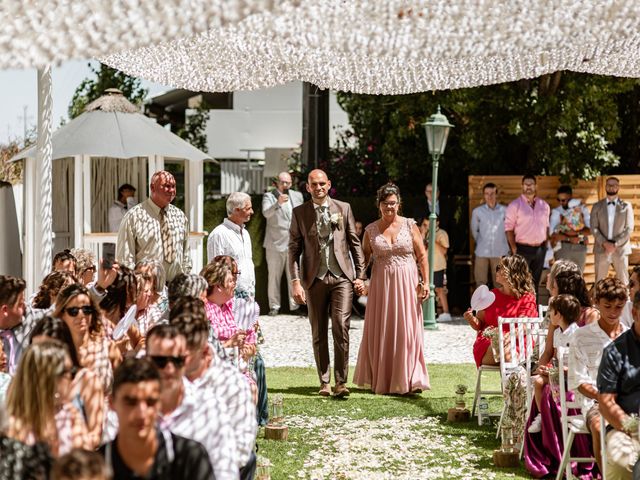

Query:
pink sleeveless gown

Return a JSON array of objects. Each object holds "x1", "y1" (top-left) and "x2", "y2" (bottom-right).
[{"x1": 353, "y1": 218, "x2": 430, "y2": 394}]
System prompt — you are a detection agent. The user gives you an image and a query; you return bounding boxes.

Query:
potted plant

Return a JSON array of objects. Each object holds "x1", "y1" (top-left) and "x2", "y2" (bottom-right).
[{"x1": 455, "y1": 384, "x2": 468, "y2": 409}]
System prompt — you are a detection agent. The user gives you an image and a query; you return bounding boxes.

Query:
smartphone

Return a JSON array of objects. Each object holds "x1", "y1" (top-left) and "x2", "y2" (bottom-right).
[
  {"x1": 102, "y1": 257, "x2": 113, "y2": 270},
  {"x1": 282, "y1": 188, "x2": 289, "y2": 196}
]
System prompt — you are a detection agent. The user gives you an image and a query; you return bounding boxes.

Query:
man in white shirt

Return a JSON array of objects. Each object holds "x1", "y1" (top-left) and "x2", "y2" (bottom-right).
[
  {"x1": 169, "y1": 296, "x2": 257, "y2": 480},
  {"x1": 568, "y1": 277, "x2": 628, "y2": 472},
  {"x1": 207, "y1": 192, "x2": 255, "y2": 296},
  {"x1": 262, "y1": 172, "x2": 304, "y2": 316},
  {"x1": 470, "y1": 182, "x2": 509, "y2": 288},
  {"x1": 590, "y1": 177, "x2": 634, "y2": 283},
  {"x1": 108, "y1": 183, "x2": 136, "y2": 232},
  {"x1": 549, "y1": 185, "x2": 591, "y2": 272},
  {"x1": 146, "y1": 324, "x2": 239, "y2": 480}
]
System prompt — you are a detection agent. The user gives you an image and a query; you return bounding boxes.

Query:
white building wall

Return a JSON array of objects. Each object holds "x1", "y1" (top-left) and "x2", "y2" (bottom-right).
[{"x1": 206, "y1": 81, "x2": 351, "y2": 161}]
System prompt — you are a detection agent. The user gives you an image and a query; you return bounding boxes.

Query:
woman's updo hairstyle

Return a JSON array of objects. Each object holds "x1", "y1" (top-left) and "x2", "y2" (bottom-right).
[{"x1": 376, "y1": 183, "x2": 402, "y2": 210}]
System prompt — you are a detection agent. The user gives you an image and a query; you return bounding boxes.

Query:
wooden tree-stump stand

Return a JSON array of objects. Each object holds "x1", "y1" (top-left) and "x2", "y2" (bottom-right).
[
  {"x1": 492, "y1": 449, "x2": 519, "y2": 467},
  {"x1": 447, "y1": 408, "x2": 470, "y2": 422},
  {"x1": 264, "y1": 424, "x2": 288, "y2": 441}
]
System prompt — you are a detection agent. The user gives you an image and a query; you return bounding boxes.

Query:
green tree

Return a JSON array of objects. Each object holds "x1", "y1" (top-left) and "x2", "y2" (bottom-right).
[
  {"x1": 337, "y1": 72, "x2": 640, "y2": 196},
  {"x1": 68, "y1": 62, "x2": 148, "y2": 119},
  {"x1": 176, "y1": 104, "x2": 210, "y2": 153}
]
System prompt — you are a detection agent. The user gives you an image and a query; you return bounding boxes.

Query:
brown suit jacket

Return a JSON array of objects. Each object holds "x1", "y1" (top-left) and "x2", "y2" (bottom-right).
[
  {"x1": 590, "y1": 198, "x2": 634, "y2": 255},
  {"x1": 288, "y1": 198, "x2": 365, "y2": 290}
]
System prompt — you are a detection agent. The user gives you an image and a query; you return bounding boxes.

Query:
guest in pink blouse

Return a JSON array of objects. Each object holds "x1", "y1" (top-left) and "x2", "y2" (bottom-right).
[
  {"x1": 504, "y1": 175, "x2": 550, "y2": 293},
  {"x1": 201, "y1": 256, "x2": 256, "y2": 362}
]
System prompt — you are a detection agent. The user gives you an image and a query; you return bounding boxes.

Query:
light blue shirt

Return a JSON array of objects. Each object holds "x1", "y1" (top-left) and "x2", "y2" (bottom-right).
[{"x1": 471, "y1": 203, "x2": 509, "y2": 258}]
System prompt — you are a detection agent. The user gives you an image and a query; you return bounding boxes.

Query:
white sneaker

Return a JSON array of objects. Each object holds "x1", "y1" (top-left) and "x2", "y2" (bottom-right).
[
  {"x1": 437, "y1": 313, "x2": 452, "y2": 322},
  {"x1": 528, "y1": 413, "x2": 542, "y2": 433}
]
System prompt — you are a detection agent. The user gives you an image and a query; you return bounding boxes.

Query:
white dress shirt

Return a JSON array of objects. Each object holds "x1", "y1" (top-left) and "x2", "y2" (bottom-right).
[
  {"x1": 108, "y1": 200, "x2": 127, "y2": 232},
  {"x1": 607, "y1": 197, "x2": 618, "y2": 240},
  {"x1": 207, "y1": 218, "x2": 255, "y2": 295},
  {"x1": 568, "y1": 320, "x2": 627, "y2": 415},
  {"x1": 470, "y1": 203, "x2": 509, "y2": 258}
]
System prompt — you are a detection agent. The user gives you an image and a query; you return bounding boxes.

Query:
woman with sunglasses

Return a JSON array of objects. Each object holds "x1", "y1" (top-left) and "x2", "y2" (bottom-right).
[
  {"x1": 54, "y1": 284, "x2": 116, "y2": 395},
  {"x1": 30, "y1": 316, "x2": 105, "y2": 449},
  {"x1": 69, "y1": 248, "x2": 97, "y2": 286},
  {"x1": 5, "y1": 340, "x2": 90, "y2": 457}
]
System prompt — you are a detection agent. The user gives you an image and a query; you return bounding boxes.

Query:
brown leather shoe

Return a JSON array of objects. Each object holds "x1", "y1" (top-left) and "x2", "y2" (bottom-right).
[
  {"x1": 319, "y1": 383, "x2": 332, "y2": 396},
  {"x1": 334, "y1": 383, "x2": 350, "y2": 398}
]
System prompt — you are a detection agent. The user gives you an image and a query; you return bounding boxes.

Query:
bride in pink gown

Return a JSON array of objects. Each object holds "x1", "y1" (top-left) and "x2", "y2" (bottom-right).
[{"x1": 353, "y1": 183, "x2": 431, "y2": 394}]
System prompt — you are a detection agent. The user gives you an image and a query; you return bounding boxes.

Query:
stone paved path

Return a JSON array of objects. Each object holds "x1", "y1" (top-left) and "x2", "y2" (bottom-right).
[{"x1": 259, "y1": 314, "x2": 475, "y2": 367}]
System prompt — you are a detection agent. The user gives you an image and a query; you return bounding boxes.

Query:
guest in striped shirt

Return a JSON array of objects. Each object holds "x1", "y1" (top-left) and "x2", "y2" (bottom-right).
[
  {"x1": 568, "y1": 277, "x2": 628, "y2": 473},
  {"x1": 170, "y1": 297, "x2": 257, "y2": 480}
]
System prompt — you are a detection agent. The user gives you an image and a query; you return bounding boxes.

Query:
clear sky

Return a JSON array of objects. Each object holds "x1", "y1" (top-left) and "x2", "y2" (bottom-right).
[{"x1": 0, "y1": 59, "x2": 171, "y2": 145}]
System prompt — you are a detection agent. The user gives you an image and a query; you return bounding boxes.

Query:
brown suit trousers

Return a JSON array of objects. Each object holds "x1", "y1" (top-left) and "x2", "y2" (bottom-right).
[{"x1": 288, "y1": 198, "x2": 365, "y2": 385}]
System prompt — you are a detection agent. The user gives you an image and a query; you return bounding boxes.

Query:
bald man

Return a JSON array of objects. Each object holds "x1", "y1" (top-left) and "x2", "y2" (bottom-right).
[
  {"x1": 262, "y1": 172, "x2": 304, "y2": 316},
  {"x1": 289, "y1": 169, "x2": 365, "y2": 397},
  {"x1": 116, "y1": 170, "x2": 191, "y2": 283}
]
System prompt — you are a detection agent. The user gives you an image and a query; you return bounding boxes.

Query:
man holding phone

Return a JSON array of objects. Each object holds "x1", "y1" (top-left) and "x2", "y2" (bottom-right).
[{"x1": 262, "y1": 172, "x2": 304, "y2": 316}]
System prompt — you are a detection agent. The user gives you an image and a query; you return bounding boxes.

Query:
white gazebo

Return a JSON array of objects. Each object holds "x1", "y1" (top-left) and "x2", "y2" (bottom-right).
[{"x1": 11, "y1": 89, "x2": 212, "y2": 290}]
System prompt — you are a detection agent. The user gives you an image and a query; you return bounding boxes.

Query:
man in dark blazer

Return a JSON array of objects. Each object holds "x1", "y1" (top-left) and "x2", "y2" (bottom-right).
[
  {"x1": 289, "y1": 169, "x2": 366, "y2": 398},
  {"x1": 590, "y1": 176, "x2": 635, "y2": 284}
]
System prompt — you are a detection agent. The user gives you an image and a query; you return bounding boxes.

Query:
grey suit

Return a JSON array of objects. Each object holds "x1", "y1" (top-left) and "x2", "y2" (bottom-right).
[
  {"x1": 590, "y1": 198, "x2": 634, "y2": 283},
  {"x1": 262, "y1": 188, "x2": 304, "y2": 311}
]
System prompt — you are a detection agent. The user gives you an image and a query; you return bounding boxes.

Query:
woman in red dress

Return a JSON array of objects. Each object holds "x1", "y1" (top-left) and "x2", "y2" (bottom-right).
[{"x1": 464, "y1": 254, "x2": 537, "y2": 367}]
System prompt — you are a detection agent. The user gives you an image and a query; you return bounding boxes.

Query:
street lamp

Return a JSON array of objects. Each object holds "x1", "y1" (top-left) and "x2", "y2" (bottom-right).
[{"x1": 423, "y1": 106, "x2": 453, "y2": 329}]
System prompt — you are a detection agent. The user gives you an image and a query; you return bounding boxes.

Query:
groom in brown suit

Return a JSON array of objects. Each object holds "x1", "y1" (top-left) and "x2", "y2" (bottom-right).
[{"x1": 289, "y1": 169, "x2": 366, "y2": 397}]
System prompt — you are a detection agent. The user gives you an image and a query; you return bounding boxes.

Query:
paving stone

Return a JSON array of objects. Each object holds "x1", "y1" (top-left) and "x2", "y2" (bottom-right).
[{"x1": 258, "y1": 314, "x2": 475, "y2": 367}]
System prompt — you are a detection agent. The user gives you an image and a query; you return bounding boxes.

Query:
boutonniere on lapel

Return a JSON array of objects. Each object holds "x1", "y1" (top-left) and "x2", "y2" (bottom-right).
[{"x1": 330, "y1": 213, "x2": 343, "y2": 230}]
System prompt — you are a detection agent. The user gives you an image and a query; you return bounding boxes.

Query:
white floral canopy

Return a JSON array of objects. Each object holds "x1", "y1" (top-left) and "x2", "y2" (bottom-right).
[{"x1": 100, "y1": 0, "x2": 640, "y2": 94}]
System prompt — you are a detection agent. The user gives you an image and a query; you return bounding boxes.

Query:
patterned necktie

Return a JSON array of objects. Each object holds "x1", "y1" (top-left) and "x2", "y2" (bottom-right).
[
  {"x1": 0, "y1": 329, "x2": 17, "y2": 375},
  {"x1": 317, "y1": 206, "x2": 331, "y2": 238},
  {"x1": 160, "y1": 208, "x2": 175, "y2": 263}
]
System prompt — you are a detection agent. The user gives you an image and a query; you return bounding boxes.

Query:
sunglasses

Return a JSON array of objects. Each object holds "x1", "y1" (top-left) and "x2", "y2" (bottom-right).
[
  {"x1": 556, "y1": 197, "x2": 570, "y2": 202},
  {"x1": 149, "y1": 355, "x2": 185, "y2": 369},
  {"x1": 64, "y1": 306, "x2": 94, "y2": 317}
]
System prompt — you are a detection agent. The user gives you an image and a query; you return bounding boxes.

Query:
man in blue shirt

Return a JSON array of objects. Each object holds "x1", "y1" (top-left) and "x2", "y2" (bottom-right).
[{"x1": 470, "y1": 183, "x2": 509, "y2": 288}]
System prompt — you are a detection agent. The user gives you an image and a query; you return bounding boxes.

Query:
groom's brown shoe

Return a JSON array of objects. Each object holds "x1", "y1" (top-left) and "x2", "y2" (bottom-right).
[
  {"x1": 319, "y1": 383, "x2": 332, "y2": 396},
  {"x1": 334, "y1": 383, "x2": 350, "y2": 398}
]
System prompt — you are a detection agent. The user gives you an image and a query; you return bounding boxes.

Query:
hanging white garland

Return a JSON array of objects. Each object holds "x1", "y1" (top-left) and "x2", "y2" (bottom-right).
[
  {"x1": 0, "y1": 0, "x2": 283, "y2": 69},
  {"x1": 101, "y1": 0, "x2": 640, "y2": 93}
]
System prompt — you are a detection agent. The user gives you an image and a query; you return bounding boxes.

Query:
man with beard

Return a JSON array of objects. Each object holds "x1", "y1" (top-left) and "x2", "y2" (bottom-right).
[{"x1": 590, "y1": 176, "x2": 635, "y2": 283}]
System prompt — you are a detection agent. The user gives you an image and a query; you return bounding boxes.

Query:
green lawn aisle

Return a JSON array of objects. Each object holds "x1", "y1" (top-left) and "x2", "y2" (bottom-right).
[{"x1": 257, "y1": 365, "x2": 530, "y2": 479}]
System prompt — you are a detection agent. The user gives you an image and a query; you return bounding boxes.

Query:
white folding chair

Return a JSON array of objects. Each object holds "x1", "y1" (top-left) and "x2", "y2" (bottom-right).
[
  {"x1": 538, "y1": 304, "x2": 549, "y2": 321},
  {"x1": 497, "y1": 316, "x2": 542, "y2": 439},
  {"x1": 471, "y1": 364, "x2": 502, "y2": 425},
  {"x1": 555, "y1": 347, "x2": 597, "y2": 480}
]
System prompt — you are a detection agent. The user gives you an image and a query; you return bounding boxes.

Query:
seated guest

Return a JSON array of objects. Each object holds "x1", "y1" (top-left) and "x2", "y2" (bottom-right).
[
  {"x1": 30, "y1": 316, "x2": 105, "y2": 449},
  {"x1": 463, "y1": 254, "x2": 538, "y2": 366},
  {"x1": 69, "y1": 248, "x2": 97, "y2": 287},
  {"x1": 32, "y1": 271, "x2": 75, "y2": 310},
  {"x1": 1, "y1": 275, "x2": 48, "y2": 375},
  {"x1": 6, "y1": 341, "x2": 89, "y2": 456},
  {"x1": 201, "y1": 257, "x2": 257, "y2": 367},
  {"x1": 135, "y1": 259, "x2": 168, "y2": 312},
  {"x1": 169, "y1": 297, "x2": 257, "y2": 480},
  {"x1": 54, "y1": 284, "x2": 116, "y2": 394},
  {"x1": 99, "y1": 357, "x2": 213, "y2": 479},
  {"x1": 597, "y1": 290, "x2": 640, "y2": 479},
  {"x1": 0, "y1": 403, "x2": 52, "y2": 480},
  {"x1": 99, "y1": 267, "x2": 143, "y2": 354},
  {"x1": 144, "y1": 324, "x2": 238, "y2": 480},
  {"x1": 52, "y1": 250, "x2": 77, "y2": 277},
  {"x1": 51, "y1": 448, "x2": 109, "y2": 480},
  {"x1": 524, "y1": 295, "x2": 593, "y2": 478},
  {"x1": 569, "y1": 277, "x2": 628, "y2": 474},
  {"x1": 538, "y1": 265, "x2": 599, "y2": 369},
  {"x1": 0, "y1": 341, "x2": 9, "y2": 403},
  {"x1": 619, "y1": 265, "x2": 640, "y2": 328}
]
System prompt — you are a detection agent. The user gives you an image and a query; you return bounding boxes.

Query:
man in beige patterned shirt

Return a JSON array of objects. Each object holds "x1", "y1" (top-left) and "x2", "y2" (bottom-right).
[{"x1": 116, "y1": 171, "x2": 191, "y2": 283}]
